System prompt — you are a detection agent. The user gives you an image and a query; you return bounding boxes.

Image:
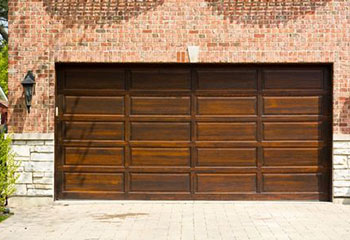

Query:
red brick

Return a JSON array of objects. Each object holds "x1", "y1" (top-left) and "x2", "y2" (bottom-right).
[{"x1": 7, "y1": 0, "x2": 350, "y2": 135}]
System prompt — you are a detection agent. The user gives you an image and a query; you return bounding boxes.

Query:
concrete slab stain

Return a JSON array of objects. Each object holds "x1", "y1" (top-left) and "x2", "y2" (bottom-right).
[{"x1": 94, "y1": 213, "x2": 148, "y2": 220}]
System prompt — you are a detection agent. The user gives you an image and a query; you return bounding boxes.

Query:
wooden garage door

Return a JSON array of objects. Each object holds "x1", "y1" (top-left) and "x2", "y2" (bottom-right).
[{"x1": 55, "y1": 64, "x2": 332, "y2": 200}]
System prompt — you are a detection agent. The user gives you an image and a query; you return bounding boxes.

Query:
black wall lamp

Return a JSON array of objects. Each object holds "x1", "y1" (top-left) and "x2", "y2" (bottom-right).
[{"x1": 21, "y1": 71, "x2": 35, "y2": 113}]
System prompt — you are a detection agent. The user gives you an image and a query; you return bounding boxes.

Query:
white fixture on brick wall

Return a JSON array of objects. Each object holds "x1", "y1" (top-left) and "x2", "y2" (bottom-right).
[{"x1": 187, "y1": 46, "x2": 199, "y2": 63}]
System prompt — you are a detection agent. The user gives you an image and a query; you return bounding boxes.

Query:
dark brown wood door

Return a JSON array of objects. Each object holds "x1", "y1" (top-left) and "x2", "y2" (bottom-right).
[{"x1": 55, "y1": 64, "x2": 332, "y2": 200}]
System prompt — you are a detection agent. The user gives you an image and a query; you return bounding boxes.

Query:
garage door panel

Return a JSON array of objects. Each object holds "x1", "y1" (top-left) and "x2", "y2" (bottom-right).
[
  {"x1": 197, "y1": 123, "x2": 257, "y2": 141},
  {"x1": 65, "y1": 96, "x2": 124, "y2": 115},
  {"x1": 263, "y1": 69, "x2": 323, "y2": 89},
  {"x1": 131, "y1": 122, "x2": 191, "y2": 141},
  {"x1": 64, "y1": 173, "x2": 124, "y2": 192},
  {"x1": 263, "y1": 96, "x2": 322, "y2": 115},
  {"x1": 262, "y1": 174, "x2": 322, "y2": 193},
  {"x1": 64, "y1": 147, "x2": 124, "y2": 166},
  {"x1": 196, "y1": 174, "x2": 257, "y2": 193},
  {"x1": 197, "y1": 70, "x2": 257, "y2": 90},
  {"x1": 131, "y1": 69, "x2": 191, "y2": 90},
  {"x1": 65, "y1": 70, "x2": 125, "y2": 90},
  {"x1": 131, "y1": 148, "x2": 190, "y2": 166},
  {"x1": 57, "y1": 64, "x2": 331, "y2": 200},
  {"x1": 131, "y1": 97, "x2": 191, "y2": 115},
  {"x1": 130, "y1": 173, "x2": 190, "y2": 192},
  {"x1": 197, "y1": 148, "x2": 256, "y2": 166},
  {"x1": 263, "y1": 122, "x2": 322, "y2": 140},
  {"x1": 197, "y1": 97, "x2": 257, "y2": 115},
  {"x1": 64, "y1": 122, "x2": 124, "y2": 140},
  {"x1": 263, "y1": 148, "x2": 321, "y2": 166}
]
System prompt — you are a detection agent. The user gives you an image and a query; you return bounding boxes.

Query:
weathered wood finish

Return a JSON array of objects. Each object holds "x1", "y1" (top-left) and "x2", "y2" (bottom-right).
[{"x1": 56, "y1": 64, "x2": 332, "y2": 200}]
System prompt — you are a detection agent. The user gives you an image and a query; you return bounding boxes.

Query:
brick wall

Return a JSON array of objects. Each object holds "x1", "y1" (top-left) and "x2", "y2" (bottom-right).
[
  {"x1": 7, "y1": 0, "x2": 350, "y2": 200},
  {"x1": 8, "y1": 0, "x2": 350, "y2": 134}
]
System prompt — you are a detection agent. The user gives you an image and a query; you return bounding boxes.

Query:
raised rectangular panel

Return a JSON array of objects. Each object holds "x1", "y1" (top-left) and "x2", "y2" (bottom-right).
[
  {"x1": 263, "y1": 148, "x2": 320, "y2": 166},
  {"x1": 64, "y1": 122, "x2": 124, "y2": 140},
  {"x1": 263, "y1": 122, "x2": 321, "y2": 140},
  {"x1": 131, "y1": 122, "x2": 191, "y2": 141},
  {"x1": 131, "y1": 69, "x2": 191, "y2": 90},
  {"x1": 196, "y1": 174, "x2": 257, "y2": 193},
  {"x1": 262, "y1": 174, "x2": 322, "y2": 192},
  {"x1": 263, "y1": 96, "x2": 322, "y2": 115},
  {"x1": 65, "y1": 147, "x2": 124, "y2": 166},
  {"x1": 197, "y1": 70, "x2": 257, "y2": 90},
  {"x1": 64, "y1": 173, "x2": 124, "y2": 192},
  {"x1": 65, "y1": 70, "x2": 125, "y2": 89},
  {"x1": 197, "y1": 97, "x2": 256, "y2": 115},
  {"x1": 197, "y1": 148, "x2": 256, "y2": 166},
  {"x1": 263, "y1": 69, "x2": 323, "y2": 89},
  {"x1": 130, "y1": 173, "x2": 190, "y2": 192},
  {"x1": 131, "y1": 97, "x2": 191, "y2": 115},
  {"x1": 197, "y1": 123, "x2": 256, "y2": 141},
  {"x1": 131, "y1": 148, "x2": 190, "y2": 166},
  {"x1": 65, "y1": 96, "x2": 124, "y2": 115}
]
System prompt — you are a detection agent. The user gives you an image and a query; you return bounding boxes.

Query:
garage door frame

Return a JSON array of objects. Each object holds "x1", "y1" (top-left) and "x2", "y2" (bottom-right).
[{"x1": 54, "y1": 63, "x2": 333, "y2": 201}]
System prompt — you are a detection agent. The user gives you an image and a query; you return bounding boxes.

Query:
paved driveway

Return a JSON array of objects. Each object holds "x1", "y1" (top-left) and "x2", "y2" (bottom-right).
[{"x1": 1, "y1": 201, "x2": 350, "y2": 240}]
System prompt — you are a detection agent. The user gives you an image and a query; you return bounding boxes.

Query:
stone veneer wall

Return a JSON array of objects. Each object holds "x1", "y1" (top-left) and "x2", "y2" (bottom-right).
[
  {"x1": 333, "y1": 135, "x2": 350, "y2": 199},
  {"x1": 11, "y1": 133, "x2": 54, "y2": 197}
]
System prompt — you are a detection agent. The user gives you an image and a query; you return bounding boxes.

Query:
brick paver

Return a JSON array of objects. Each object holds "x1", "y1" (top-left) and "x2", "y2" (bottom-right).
[{"x1": 0, "y1": 202, "x2": 350, "y2": 240}]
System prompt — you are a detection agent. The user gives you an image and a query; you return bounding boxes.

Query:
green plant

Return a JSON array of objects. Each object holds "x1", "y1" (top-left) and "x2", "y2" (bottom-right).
[
  {"x1": 0, "y1": 43, "x2": 8, "y2": 95},
  {"x1": 0, "y1": 133, "x2": 19, "y2": 212}
]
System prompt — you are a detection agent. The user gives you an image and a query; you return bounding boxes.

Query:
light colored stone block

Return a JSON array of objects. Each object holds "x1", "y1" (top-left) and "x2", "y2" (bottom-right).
[
  {"x1": 32, "y1": 161, "x2": 54, "y2": 172},
  {"x1": 14, "y1": 156, "x2": 30, "y2": 161},
  {"x1": 333, "y1": 181, "x2": 350, "y2": 187},
  {"x1": 12, "y1": 145, "x2": 30, "y2": 157},
  {"x1": 45, "y1": 140, "x2": 54, "y2": 146},
  {"x1": 27, "y1": 141, "x2": 45, "y2": 146},
  {"x1": 334, "y1": 187, "x2": 350, "y2": 197},
  {"x1": 333, "y1": 142, "x2": 350, "y2": 149},
  {"x1": 27, "y1": 188, "x2": 53, "y2": 196},
  {"x1": 32, "y1": 146, "x2": 54, "y2": 153},
  {"x1": 12, "y1": 141, "x2": 27, "y2": 145},
  {"x1": 334, "y1": 170, "x2": 350, "y2": 180},
  {"x1": 333, "y1": 149, "x2": 350, "y2": 155},
  {"x1": 33, "y1": 177, "x2": 53, "y2": 185},
  {"x1": 22, "y1": 162, "x2": 34, "y2": 171},
  {"x1": 14, "y1": 184, "x2": 27, "y2": 195},
  {"x1": 18, "y1": 172, "x2": 33, "y2": 184},
  {"x1": 33, "y1": 172, "x2": 44, "y2": 178},
  {"x1": 333, "y1": 155, "x2": 347, "y2": 165},
  {"x1": 34, "y1": 184, "x2": 52, "y2": 190},
  {"x1": 31, "y1": 153, "x2": 54, "y2": 161}
]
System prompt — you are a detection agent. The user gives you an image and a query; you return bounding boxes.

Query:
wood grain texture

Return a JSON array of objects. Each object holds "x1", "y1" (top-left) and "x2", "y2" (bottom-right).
[
  {"x1": 131, "y1": 97, "x2": 190, "y2": 115},
  {"x1": 197, "y1": 97, "x2": 256, "y2": 115},
  {"x1": 131, "y1": 148, "x2": 190, "y2": 166},
  {"x1": 197, "y1": 123, "x2": 257, "y2": 141},
  {"x1": 64, "y1": 122, "x2": 124, "y2": 140},
  {"x1": 131, "y1": 122, "x2": 191, "y2": 140},
  {"x1": 56, "y1": 64, "x2": 331, "y2": 201},
  {"x1": 64, "y1": 147, "x2": 124, "y2": 166},
  {"x1": 64, "y1": 173, "x2": 124, "y2": 192},
  {"x1": 263, "y1": 96, "x2": 321, "y2": 115},
  {"x1": 130, "y1": 173, "x2": 190, "y2": 192},
  {"x1": 65, "y1": 96, "x2": 124, "y2": 115},
  {"x1": 197, "y1": 69, "x2": 257, "y2": 89},
  {"x1": 263, "y1": 148, "x2": 320, "y2": 166},
  {"x1": 196, "y1": 174, "x2": 257, "y2": 193},
  {"x1": 197, "y1": 148, "x2": 256, "y2": 166},
  {"x1": 262, "y1": 174, "x2": 322, "y2": 192},
  {"x1": 263, "y1": 122, "x2": 321, "y2": 140}
]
